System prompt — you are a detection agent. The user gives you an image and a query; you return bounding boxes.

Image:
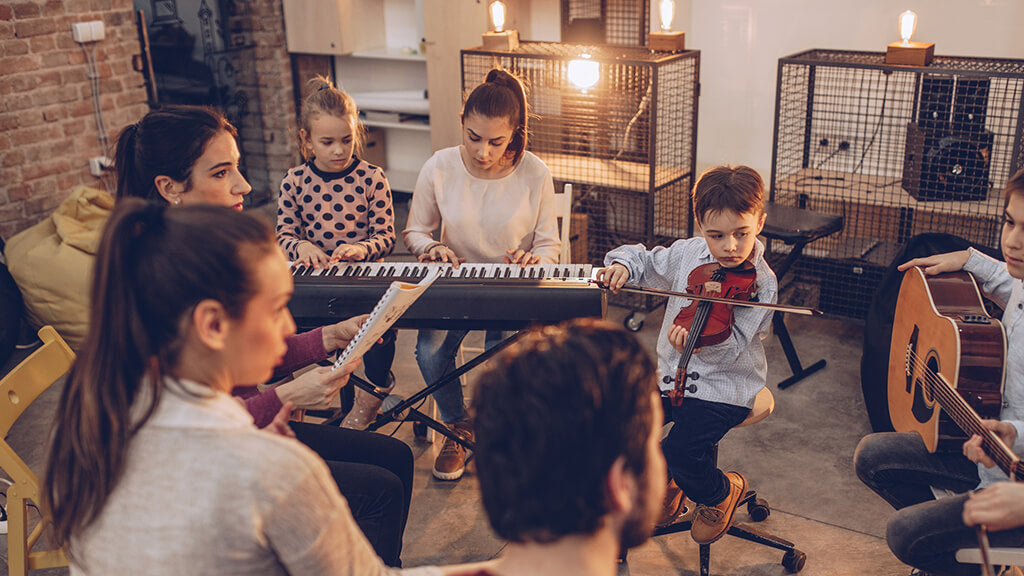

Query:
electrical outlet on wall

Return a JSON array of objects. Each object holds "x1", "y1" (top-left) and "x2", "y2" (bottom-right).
[
  {"x1": 89, "y1": 156, "x2": 113, "y2": 177},
  {"x1": 71, "y1": 20, "x2": 105, "y2": 43}
]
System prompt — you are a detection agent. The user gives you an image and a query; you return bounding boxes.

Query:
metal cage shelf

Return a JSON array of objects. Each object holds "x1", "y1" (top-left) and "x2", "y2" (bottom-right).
[
  {"x1": 461, "y1": 42, "x2": 700, "y2": 314},
  {"x1": 770, "y1": 49, "x2": 1024, "y2": 319}
]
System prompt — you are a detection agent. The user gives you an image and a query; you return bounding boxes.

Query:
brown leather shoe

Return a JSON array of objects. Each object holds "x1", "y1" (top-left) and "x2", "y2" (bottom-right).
[
  {"x1": 690, "y1": 471, "x2": 746, "y2": 544},
  {"x1": 433, "y1": 420, "x2": 473, "y2": 481},
  {"x1": 656, "y1": 477, "x2": 687, "y2": 528}
]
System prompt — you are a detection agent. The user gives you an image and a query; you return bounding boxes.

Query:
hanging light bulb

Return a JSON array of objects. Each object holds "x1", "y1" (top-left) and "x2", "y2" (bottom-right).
[
  {"x1": 491, "y1": 1, "x2": 506, "y2": 33},
  {"x1": 568, "y1": 54, "x2": 600, "y2": 91},
  {"x1": 899, "y1": 10, "x2": 917, "y2": 45},
  {"x1": 659, "y1": 0, "x2": 675, "y2": 33}
]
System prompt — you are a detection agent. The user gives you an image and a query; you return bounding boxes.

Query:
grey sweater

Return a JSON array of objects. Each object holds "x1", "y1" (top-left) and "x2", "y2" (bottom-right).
[{"x1": 70, "y1": 380, "x2": 441, "y2": 576}]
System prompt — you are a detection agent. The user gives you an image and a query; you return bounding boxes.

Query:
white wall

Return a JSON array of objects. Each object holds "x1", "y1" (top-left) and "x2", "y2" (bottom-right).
[{"x1": 679, "y1": 0, "x2": 1024, "y2": 176}]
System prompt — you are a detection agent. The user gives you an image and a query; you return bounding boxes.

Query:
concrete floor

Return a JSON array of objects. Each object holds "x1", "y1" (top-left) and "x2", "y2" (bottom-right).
[{"x1": 0, "y1": 196, "x2": 914, "y2": 575}]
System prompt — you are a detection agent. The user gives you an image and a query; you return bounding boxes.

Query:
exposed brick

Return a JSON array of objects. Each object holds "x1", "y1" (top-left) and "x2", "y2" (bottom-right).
[
  {"x1": 7, "y1": 184, "x2": 32, "y2": 202},
  {"x1": 0, "y1": 115, "x2": 17, "y2": 131},
  {"x1": 41, "y1": 0, "x2": 64, "y2": 17},
  {"x1": 60, "y1": 67, "x2": 87, "y2": 84},
  {"x1": 14, "y1": 18, "x2": 57, "y2": 39},
  {"x1": 2, "y1": 150, "x2": 25, "y2": 168},
  {"x1": 11, "y1": 3, "x2": 41, "y2": 19},
  {"x1": 4, "y1": 54, "x2": 39, "y2": 73},
  {"x1": 42, "y1": 107, "x2": 65, "y2": 122},
  {"x1": 16, "y1": 108, "x2": 43, "y2": 127},
  {"x1": 62, "y1": 117, "x2": 86, "y2": 137},
  {"x1": 0, "y1": 22, "x2": 13, "y2": 41},
  {"x1": 28, "y1": 34, "x2": 55, "y2": 52},
  {"x1": 40, "y1": 50, "x2": 68, "y2": 67},
  {"x1": 22, "y1": 158, "x2": 71, "y2": 181},
  {"x1": 0, "y1": 5, "x2": 13, "y2": 21},
  {"x1": 3, "y1": 38, "x2": 29, "y2": 56},
  {"x1": 8, "y1": 74, "x2": 37, "y2": 93}
]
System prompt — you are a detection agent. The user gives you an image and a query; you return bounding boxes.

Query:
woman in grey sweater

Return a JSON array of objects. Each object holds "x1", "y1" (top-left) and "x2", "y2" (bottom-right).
[{"x1": 41, "y1": 201, "x2": 461, "y2": 575}]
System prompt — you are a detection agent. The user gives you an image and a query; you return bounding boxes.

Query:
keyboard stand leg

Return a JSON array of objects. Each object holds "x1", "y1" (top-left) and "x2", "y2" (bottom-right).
[
  {"x1": 370, "y1": 331, "x2": 526, "y2": 449},
  {"x1": 773, "y1": 312, "x2": 826, "y2": 390}
]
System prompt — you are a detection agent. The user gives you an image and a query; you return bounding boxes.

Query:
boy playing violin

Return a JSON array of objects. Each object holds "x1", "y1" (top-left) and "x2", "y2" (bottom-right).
[{"x1": 596, "y1": 165, "x2": 777, "y2": 544}]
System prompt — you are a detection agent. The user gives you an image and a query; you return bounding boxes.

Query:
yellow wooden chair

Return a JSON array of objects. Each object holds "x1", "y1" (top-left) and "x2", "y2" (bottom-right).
[{"x1": 1, "y1": 326, "x2": 75, "y2": 575}]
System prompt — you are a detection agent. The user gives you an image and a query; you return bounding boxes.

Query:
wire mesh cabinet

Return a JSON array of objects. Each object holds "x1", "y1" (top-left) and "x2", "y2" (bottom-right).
[
  {"x1": 770, "y1": 49, "x2": 1024, "y2": 319},
  {"x1": 461, "y1": 42, "x2": 700, "y2": 320}
]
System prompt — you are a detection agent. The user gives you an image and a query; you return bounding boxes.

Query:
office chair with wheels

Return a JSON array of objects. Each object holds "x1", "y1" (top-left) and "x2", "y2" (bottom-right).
[{"x1": 628, "y1": 387, "x2": 806, "y2": 575}]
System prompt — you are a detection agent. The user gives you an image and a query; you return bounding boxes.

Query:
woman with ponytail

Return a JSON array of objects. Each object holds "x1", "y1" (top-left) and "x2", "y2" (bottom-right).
[
  {"x1": 111, "y1": 105, "x2": 413, "y2": 567},
  {"x1": 402, "y1": 68, "x2": 561, "y2": 482},
  {"x1": 43, "y1": 201, "x2": 484, "y2": 575}
]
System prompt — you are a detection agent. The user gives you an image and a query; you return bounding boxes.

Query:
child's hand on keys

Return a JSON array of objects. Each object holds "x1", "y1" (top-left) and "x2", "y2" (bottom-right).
[
  {"x1": 332, "y1": 243, "x2": 369, "y2": 262},
  {"x1": 295, "y1": 241, "x2": 332, "y2": 269}
]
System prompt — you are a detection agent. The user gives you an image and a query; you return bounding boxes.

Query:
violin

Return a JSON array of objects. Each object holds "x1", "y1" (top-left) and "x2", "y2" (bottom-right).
[{"x1": 668, "y1": 261, "x2": 758, "y2": 406}]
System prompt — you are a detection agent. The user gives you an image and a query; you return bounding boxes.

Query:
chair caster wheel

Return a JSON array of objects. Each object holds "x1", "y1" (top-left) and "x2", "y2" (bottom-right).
[
  {"x1": 782, "y1": 549, "x2": 806, "y2": 573},
  {"x1": 747, "y1": 497, "x2": 770, "y2": 522},
  {"x1": 624, "y1": 312, "x2": 644, "y2": 332}
]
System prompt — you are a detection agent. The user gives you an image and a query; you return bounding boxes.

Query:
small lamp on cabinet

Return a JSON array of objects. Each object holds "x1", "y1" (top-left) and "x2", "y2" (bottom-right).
[
  {"x1": 885, "y1": 10, "x2": 934, "y2": 66},
  {"x1": 649, "y1": 0, "x2": 685, "y2": 52},
  {"x1": 482, "y1": 1, "x2": 519, "y2": 51}
]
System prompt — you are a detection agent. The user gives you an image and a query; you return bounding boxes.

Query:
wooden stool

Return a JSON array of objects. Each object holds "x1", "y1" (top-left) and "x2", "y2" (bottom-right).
[
  {"x1": 636, "y1": 387, "x2": 806, "y2": 576},
  {"x1": 761, "y1": 203, "x2": 844, "y2": 389}
]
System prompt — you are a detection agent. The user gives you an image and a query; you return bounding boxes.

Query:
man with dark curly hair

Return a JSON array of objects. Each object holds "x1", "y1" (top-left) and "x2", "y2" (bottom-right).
[{"x1": 467, "y1": 318, "x2": 666, "y2": 576}]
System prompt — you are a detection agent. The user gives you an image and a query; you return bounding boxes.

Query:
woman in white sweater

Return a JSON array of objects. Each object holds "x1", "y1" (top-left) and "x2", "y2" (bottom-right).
[
  {"x1": 403, "y1": 68, "x2": 561, "y2": 482},
  {"x1": 42, "y1": 200, "x2": 475, "y2": 576}
]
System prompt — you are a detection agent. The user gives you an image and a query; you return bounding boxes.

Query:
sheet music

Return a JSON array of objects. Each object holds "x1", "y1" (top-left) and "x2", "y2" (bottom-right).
[{"x1": 333, "y1": 267, "x2": 442, "y2": 369}]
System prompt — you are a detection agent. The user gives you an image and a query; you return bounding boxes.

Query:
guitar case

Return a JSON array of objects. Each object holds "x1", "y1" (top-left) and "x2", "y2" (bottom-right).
[{"x1": 860, "y1": 233, "x2": 1001, "y2": 432}]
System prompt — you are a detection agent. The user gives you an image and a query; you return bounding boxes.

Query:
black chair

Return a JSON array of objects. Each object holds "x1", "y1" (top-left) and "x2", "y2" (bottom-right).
[{"x1": 760, "y1": 203, "x2": 844, "y2": 389}]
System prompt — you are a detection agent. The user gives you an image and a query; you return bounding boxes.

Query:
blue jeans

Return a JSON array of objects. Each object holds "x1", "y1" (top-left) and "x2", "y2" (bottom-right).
[
  {"x1": 853, "y1": 432, "x2": 1024, "y2": 575},
  {"x1": 415, "y1": 329, "x2": 507, "y2": 424}
]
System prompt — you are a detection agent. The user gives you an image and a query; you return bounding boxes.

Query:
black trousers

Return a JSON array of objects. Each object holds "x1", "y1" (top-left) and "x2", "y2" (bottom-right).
[{"x1": 290, "y1": 421, "x2": 413, "y2": 567}]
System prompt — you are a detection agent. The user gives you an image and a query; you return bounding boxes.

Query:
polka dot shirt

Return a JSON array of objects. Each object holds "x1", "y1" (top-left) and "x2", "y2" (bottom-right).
[{"x1": 277, "y1": 158, "x2": 395, "y2": 262}]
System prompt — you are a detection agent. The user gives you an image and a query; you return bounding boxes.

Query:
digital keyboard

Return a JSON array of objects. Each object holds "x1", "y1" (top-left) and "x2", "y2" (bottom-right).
[{"x1": 290, "y1": 262, "x2": 606, "y2": 330}]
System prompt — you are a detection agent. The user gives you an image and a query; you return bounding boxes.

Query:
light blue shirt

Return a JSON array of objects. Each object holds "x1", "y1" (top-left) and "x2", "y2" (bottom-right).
[
  {"x1": 964, "y1": 248, "x2": 1024, "y2": 487},
  {"x1": 605, "y1": 237, "x2": 778, "y2": 408}
]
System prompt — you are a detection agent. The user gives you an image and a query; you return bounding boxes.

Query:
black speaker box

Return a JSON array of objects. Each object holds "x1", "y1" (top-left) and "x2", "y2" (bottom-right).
[
  {"x1": 918, "y1": 75, "x2": 955, "y2": 135},
  {"x1": 903, "y1": 122, "x2": 993, "y2": 202},
  {"x1": 952, "y1": 77, "x2": 990, "y2": 135}
]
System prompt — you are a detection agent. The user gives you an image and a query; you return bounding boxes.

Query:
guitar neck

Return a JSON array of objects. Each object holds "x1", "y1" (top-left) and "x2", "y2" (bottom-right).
[{"x1": 932, "y1": 373, "x2": 1023, "y2": 479}]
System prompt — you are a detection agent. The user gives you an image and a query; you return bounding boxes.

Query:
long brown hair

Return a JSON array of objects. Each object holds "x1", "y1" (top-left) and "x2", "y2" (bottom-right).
[
  {"x1": 43, "y1": 199, "x2": 276, "y2": 551},
  {"x1": 463, "y1": 68, "x2": 529, "y2": 166},
  {"x1": 114, "y1": 105, "x2": 237, "y2": 203}
]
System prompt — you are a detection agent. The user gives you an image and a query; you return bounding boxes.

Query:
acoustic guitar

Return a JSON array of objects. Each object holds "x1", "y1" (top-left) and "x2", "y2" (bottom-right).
[
  {"x1": 888, "y1": 267, "x2": 1007, "y2": 454},
  {"x1": 889, "y1": 266, "x2": 1019, "y2": 576}
]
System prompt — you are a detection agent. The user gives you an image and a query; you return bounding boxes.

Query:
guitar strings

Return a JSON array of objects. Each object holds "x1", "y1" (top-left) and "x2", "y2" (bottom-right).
[{"x1": 904, "y1": 349, "x2": 1020, "y2": 472}]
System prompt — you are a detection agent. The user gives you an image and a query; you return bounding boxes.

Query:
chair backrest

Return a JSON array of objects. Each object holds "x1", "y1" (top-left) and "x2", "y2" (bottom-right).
[
  {"x1": 554, "y1": 183, "x2": 573, "y2": 264},
  {"x1": 0, "y1": 326, "x2": 75, "y2": 437},
  {"x1": 0, "y1": 325, "x2": 75, "y2": 575}
]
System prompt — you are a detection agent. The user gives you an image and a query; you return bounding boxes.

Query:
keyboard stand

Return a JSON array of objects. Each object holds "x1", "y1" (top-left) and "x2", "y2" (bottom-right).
[{"x1": 358, "y1": 331, "x2": 526, "y2": 449}]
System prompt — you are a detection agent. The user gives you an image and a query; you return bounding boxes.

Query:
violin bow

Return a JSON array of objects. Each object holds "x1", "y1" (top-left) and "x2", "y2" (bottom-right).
[{"x1": 589, "y1": 281, "x2": 822, "y2": 316}]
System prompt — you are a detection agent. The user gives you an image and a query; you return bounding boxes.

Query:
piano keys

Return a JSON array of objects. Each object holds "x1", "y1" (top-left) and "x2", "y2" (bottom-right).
[{"x1": 290, "y1": 262, "x2": 606, "y2": 330}]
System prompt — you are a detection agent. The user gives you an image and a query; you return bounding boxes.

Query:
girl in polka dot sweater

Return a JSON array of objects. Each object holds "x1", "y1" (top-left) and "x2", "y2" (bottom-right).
[{"x1": 277, "y1": 76, "x2": 397, "y2": 430}]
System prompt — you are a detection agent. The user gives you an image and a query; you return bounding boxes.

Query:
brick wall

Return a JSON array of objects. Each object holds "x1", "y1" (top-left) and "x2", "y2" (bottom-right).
[
  {"x1": 0, "y1": 0, "x2": 149, "y2": 240},
  {"x1": 234, "y1": 0, "x2": 299, "y2": 207}
]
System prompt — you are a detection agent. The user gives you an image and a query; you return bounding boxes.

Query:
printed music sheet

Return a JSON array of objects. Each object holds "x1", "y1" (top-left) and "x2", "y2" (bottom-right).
[{"x1": 333, "y1": 267, "x2": 443, "y2": 369}]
